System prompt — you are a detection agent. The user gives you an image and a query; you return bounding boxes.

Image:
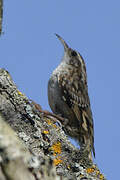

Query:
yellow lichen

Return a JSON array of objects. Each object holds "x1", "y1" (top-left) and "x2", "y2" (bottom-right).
[
  {"x1": 49, "y1": 141, "x2": 63, "y2": 166},
  {"x1": 53, "y1": 156, "x2": 62, "y2": 166},
  {"x1": 47, "y1": 119, "x2": 53, "y2": 126},
  {"x1": 86, "y1": 168, "x2": 95, "y2": 173},
  {"x1": 95, "y1": 169, "x2": 104, "y2": 179},
  {"x1": 43, "y1": 130, "x2": 49, "y2": 134},
  {"x1": 47, "y1": 119, "x2": 57, "y2": 128},
  {"x1": 67, "y1": 165, "x2": 70, "y2": 169},
  {"x1": 51, "y1": 141, "x2": 61, "y2": 155},
  {"x1": 96, "y1": 170, "x2": 100, "y2": 175},
  {"x1": 53, "y1": 124, "x2": 57, "y2": 128},
  {"x1": 47, "y1": 120, "x2": 52, "y2": 125},
  {"x1": 17, "y1": 90, "x2": 24, "y2": 96},
  {"x1": 86, "y1": 166, "x2": 105, "y2": 179},
  {"x1": 99, "y1": 174, "x2": 104, "y2": 179}
]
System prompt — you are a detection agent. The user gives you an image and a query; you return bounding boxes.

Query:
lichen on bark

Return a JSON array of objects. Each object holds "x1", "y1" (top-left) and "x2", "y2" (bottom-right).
[{"x1": 0, "y1": 69, "x2": 106, "y2": 180}]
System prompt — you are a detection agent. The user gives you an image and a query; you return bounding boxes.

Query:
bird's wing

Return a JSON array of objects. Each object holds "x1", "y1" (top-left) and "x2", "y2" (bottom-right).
[
  {"x1": 58, "y1": 69, "x2": 93, "y2": 124},
  {"x1": 61, "y1": 75, "x2": 92, "y2": 119},
  {"x1": 58, "y1": 70, "x2": 95, "y2": 156},
  {"x1": 58, "y1": 67, "x2": 90, "y2": 108}
]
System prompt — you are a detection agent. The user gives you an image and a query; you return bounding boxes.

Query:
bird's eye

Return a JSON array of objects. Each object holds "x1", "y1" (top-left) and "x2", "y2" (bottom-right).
[{"x1": 71, "y1": 51, "x2": 77, "y2": 57}]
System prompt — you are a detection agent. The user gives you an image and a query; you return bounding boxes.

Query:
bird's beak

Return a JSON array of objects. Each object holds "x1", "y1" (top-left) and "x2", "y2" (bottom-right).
[{"x1": 55, "y1": 34, "x2": 69, "y2": 51}]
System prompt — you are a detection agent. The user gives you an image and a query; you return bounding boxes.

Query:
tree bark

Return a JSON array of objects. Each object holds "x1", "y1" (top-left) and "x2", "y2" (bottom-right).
[{"x1": 0, "y1": 69, "x2": 106, "y2": 180}]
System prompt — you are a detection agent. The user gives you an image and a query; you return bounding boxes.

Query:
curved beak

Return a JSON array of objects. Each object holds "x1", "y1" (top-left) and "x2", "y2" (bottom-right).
[{"x1": 55, "y1": 34, "x2": 69, "y2": 51}]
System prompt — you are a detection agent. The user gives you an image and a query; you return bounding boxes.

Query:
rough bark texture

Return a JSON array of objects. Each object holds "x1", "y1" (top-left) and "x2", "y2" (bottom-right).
[{"x1": 0, "y1": 69, "x2": 106, "y2": 180}]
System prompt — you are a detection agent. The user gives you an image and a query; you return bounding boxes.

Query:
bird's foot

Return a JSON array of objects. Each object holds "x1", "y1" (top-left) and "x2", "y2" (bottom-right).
[{"x1": 30, "y1": 100, "x2": 64, "y2": 128}]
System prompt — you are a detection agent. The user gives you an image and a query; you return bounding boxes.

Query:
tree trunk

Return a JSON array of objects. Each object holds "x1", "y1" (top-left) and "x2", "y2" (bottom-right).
[{"x1": 0, "y1": 69, "x2": 106, "y2": 180}]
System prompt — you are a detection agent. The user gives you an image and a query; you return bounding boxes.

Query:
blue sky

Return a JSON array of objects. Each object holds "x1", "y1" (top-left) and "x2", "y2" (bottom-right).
[{"x1": 1, "y1": 1, "x2": 119, "y2": 179}]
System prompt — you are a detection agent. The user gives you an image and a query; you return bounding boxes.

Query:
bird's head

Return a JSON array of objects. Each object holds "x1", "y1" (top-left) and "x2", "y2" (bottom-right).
[{"x1": 55, "y1": 34, "x2": 84, "y2": 68}]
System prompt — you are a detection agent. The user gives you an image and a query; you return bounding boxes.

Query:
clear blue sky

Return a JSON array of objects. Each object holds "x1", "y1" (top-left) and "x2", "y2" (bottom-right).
[{"x1": 1, "y1": 1, "x2": 119, "y2": 179}]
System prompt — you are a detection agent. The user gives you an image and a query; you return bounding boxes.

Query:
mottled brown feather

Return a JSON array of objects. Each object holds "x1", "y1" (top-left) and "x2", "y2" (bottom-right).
[
  {"x1": 48, "y1": 34, "x2": 95, "y2": 158},
  {"x1": 57, "y1": 58, "x2": 95, "y2": 157}
]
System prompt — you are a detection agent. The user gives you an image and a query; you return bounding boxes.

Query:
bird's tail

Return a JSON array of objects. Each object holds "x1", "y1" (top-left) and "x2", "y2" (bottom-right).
[{"x1": 81, "y1": 109, "x2": 95, "y2": 158}]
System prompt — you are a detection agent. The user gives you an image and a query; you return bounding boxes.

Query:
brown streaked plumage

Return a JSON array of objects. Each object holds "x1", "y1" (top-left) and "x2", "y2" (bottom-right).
[{"x1": 48, "y1": 34, "x2": 95, "y2": 158}]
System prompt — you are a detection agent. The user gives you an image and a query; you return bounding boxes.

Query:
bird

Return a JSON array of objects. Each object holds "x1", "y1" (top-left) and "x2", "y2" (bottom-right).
[{"x1": 48, "y1": 34, "x2": 95, "y2": 158}]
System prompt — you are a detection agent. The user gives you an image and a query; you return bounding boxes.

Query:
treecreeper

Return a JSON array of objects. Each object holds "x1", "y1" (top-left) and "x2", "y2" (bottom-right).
[{"x1": 48, "y1": 34, "x2": 95, "y2": 159}]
